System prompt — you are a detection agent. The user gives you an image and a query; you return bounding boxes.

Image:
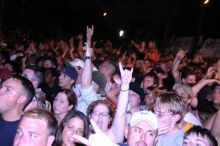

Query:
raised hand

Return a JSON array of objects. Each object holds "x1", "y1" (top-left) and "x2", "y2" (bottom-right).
[
  {"x1": 119, "y1": 62, "x2": 133, "y2": 86},
  {"x1": 86, "y1": 25, "x2": 94, "y2": 40},
  {"x1": 73, "y1": 120, "x2": 118, "y2": 146},
  {"x1": 176, "y1": 49, "x2": 187, "y2": 60}
]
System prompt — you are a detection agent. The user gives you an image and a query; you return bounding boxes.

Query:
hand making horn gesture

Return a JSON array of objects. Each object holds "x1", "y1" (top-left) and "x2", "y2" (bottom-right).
[{"x1": 73, "y1": 119, "x2": 118, "y2": 146}]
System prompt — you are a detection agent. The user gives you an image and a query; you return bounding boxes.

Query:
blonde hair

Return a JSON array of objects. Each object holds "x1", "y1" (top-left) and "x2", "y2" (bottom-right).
[{"x1": 155, "y1": 93, "x2": 185, "y2": 119}]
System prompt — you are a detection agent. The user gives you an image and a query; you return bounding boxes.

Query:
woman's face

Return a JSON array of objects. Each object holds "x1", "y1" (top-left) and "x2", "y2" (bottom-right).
[
  {"x1": 53, "y1": 92, "x2": 70, "y2": 115},
  {"x1": 62, "y1": 117, "x2": 85, "y2": 146},
  {"x1": 90, "y1": 103, "x2": 111, "y2": 133}
]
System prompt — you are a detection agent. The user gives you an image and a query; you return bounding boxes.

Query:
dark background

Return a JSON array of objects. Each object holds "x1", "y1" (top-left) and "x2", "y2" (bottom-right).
[{"x1": 0, "y1": 0, "x2": 220, "y2": 41}]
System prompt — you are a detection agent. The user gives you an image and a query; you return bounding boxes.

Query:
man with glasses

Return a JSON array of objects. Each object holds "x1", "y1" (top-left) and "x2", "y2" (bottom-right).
[
  {"x1": 0, "y1": 75, "x2": 35, "y2": 146},
  {"x1": 154, "y1": 93, "x2": 186, "y2": 146}
]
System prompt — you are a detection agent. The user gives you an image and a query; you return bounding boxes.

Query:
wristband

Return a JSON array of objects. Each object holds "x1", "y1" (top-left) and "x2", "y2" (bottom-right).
[
  {"x1": 120, "y1": 89, "x2": 129, "y2": 92},
  {"x1": 84, "y1": 56, "x2": 91, "y2": 61}
]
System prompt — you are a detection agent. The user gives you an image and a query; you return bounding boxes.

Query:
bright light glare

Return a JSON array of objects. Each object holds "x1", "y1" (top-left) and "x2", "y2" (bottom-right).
[
  {"x1": 204, "y1": 0, "x2": 209, "y2": 5},
  {"x1": 103, "y1": 12, "x2": 107, "y2": 16},
  {"x1": 119, "y1": 30, "x2": 124, "y2": 37}
]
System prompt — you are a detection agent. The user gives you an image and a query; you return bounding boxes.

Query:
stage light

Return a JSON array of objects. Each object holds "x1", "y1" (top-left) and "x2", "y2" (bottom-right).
[
  {"x1": 103, "y1": 12, "x2": 107, "y2": 16},
  {"x1": 203, "y1": 0, "x2": 209, "y2": 5},
  {"x1": 119, "y1": 30, "x2": 124, "y2": 37}
]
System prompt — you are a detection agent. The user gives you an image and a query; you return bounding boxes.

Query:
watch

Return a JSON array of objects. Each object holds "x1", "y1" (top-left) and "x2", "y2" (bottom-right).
[{"x1": 84, "y1": 56, "x2": 91, "y2": 61}]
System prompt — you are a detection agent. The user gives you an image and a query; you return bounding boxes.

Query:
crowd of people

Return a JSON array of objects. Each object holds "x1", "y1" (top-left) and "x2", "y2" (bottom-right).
[{"x1": 0, "y1": 25, "x2": 220, "y2": 146}]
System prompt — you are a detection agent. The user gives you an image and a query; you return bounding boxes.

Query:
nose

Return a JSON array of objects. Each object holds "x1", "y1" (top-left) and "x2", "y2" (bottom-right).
[
  {"x1": 140, "y1": 132, "x2": 147, "y2": 141},
  {"x1": 14, "y1": 134, "x2": 27, "y2": 145}
]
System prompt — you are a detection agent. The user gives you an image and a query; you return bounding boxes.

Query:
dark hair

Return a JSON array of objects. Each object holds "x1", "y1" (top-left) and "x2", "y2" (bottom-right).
[
  {"x1": 58, "y1": 89, "x2": 77, "y2": 109},
  {"x1": 184, "y1": 126, "x2": 218, "y2": 146},
  {"x1": 25, "y1": 65, "x2": 44, "y2": 86},
  {"x1": 53, "y1": 110, "x2": 90, "y2": 146},
  {"x1": 87, "y1": 100, "x2": 114, "y2": 120},
  {"x1": 12, "y1": 75, "x2": 35, "y2": 104},
  {"x1": 44, "y1": 56, "x2": 57, "y2": 67},
  {"x1": 143, "y1": 71, "x2": 159, "y2": 87},
  {"x1": 23, "y1": 108, "x2": 58, "y2": 136},
  {"x1": 181, "y1": 67, "x2": 195, "y2": 79}
]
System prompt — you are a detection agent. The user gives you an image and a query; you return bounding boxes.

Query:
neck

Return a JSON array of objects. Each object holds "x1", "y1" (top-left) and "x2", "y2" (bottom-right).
[
  {"x1": 166, "y1": 124, "x2": 180, "y2": 135},
  {"x1": 48, "y1": 81, "x2": 55, "y2": 88},
  {"x1": 2, "y1": 109, "x2": 22, "y2": 121},
  {"x1": 55, "y1": 112, "x2": 68, "y2": 125}
]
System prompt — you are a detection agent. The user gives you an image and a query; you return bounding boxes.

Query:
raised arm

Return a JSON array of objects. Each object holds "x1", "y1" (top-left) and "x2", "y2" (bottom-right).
[
  {"x1": 68, "y1": 37, "x2": 75, "y2": 60},
  {"x1": 109, "y1": 62, "x2": 133, "y2": 143},
  {"x1": 81, "y1": 26, "x2": 94, "y2": 89},
  {"x1": 172, "y1": 49, "x2": 186, "y2": 83}
]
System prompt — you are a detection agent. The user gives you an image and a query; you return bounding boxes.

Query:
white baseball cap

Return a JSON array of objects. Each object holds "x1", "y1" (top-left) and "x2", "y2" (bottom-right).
[
  {"x1": 69, "y1": 58, "x2": 85, "y2": 68},
  {"x1": 129, "y1": 110, "x2": 158, "y2": 130}
]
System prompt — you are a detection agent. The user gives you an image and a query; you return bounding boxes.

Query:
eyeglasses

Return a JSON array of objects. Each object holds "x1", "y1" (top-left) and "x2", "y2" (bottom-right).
[
  {"x1": 92, "y1": 111, "x2": 110, "y2": 117},
  {"x1": 154, "y1": 110, "x2": 173, "y2": 118}
]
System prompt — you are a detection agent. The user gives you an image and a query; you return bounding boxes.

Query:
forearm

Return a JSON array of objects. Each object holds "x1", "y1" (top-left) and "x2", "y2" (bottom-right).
[
  {"x1": 81, "y1": 59, "x2": 92, "y2": 89},
  {"x1": 111, "y1": 84, "x2": 129, "y2": 142},
  {"x1": 192, "y1": 79, "x2": 208, "y2": 97},
  {"x1": 172, "y1": 57, "x2": 181, "y2": 81}
]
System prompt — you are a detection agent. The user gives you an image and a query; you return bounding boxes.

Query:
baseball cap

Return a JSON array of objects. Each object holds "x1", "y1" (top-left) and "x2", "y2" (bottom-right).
[
  {"x1": 129, "y1": 110, "x2": 158, "y2": 130},
  {"x1": 129, "y1": 82, "x2": 145, "y2": 102},
  {"x1": 92, "y1": 71, "x2": 107, "y2": 96},
  {"x1": 63, "y1": 66, "x2": 78, "y2": 81},
  {"x1": 69, "y1": 58, "x2": 85, "y2": 68}
]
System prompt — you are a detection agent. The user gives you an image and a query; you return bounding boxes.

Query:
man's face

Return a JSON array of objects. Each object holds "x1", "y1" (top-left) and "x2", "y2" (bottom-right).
[
  {"x1": 13, "y1": 117, "x2": 53, "y2": 146},
  {"x1": 126, "y1": 121, "x2": 157, "y2": 146},
  {"x1": 183, "y1": 133, "x2": 211, "y2": 146},
  {"x1": 128, "y1": 90, "x2": 141, "y2": 109},
  {"x1": 142, "y1": 76, "x2": 155, "y2": 89},
  {"x1": 44, "y1": 60, "x2": 53, "y2": 69},
  {"x1": 22, "y1": 69, "x2": 37, "y2": 89},
  {"x1": 0, "y1": 78, "x2": 23, "y2": 114},
  {"x1": 185, "y1": 75, "x2": 196, "y2": 86},
  {"x1": 58, "y1": 72, "x2": 73, "y2": 89}
]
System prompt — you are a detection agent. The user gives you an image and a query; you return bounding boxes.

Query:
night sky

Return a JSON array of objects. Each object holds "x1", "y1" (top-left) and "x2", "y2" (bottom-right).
[{"x1": 1, "y1": 0, "x2": 220, "y2": 40}]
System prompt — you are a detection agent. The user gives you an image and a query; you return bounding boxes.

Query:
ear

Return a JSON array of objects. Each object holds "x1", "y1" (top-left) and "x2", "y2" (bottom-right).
[
  {"x1": 17, "y1": 96, "x2": 27, "y2": 104},
  {"x1": 68, "y1": 105, "x2": 73, "y2": 110},
  {"x1": 46, "y1": 135, "x2": 55, "y2": 146},
  {"x1": 70, "y1": 79, "x2": 75, "y2": 85},
  {"x1": 124, "y1": 125, "x2": 129, "y2": 139}
]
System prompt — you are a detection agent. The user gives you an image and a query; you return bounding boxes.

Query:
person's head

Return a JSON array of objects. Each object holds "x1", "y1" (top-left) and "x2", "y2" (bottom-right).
[
  {"x1": 13, "y1": 108, "x2": 58, "y2": 146},
  {"x1": 181, "y1": 68, "x2": 197, "y2": 87},
  {"x1": 125, "y1": 110, "x2": 158, "y2": 146},
  {"x1": 44, "y1": 68, "x2": 59, "y2": 86},
  {"x1": 183, "y1": 126, "x2": 218, "y2": 146},
  {"x1": 129, "y1": 82, "x2": 145, "y2": 109},
  {"x1": 173, "y1": 83, "x2": 193, "y2": 105},
  {"x1": 87, "y1": 100, "x2": 114, "y2": 132},
  {"x1": 22, "y1": 65, "x2": 43, "y2": 89},
  {"x1": 43, "y1": 57, "x2": 57, "y2": 69},
  {"x1": 92, "y1": 71, "x2": 107, "y2": 96},
  {"x1": 212, "y1": 85, "x2": 220, "y2": 104},
  {"x1": 59, "y1": 66, "x2": 78, "y2": 89},
  {"x1": 154, "y1": 93, "x2": 185, "y2": 134},
  {"x1": 54, "y1": 110, "x2": 90, "y2": 146},
  {"x1": 141, "y1": 72, "x2": 158, "y2": 90},
  {"x1": 53, "y1": 89, "x2": 77, "y2": 117},
  {"x1": 0, "y1": 75, "x2": 35, "y2": 117},
  {"x1": 99, "y1": 60, "x2": 116, "y2": 79}
]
